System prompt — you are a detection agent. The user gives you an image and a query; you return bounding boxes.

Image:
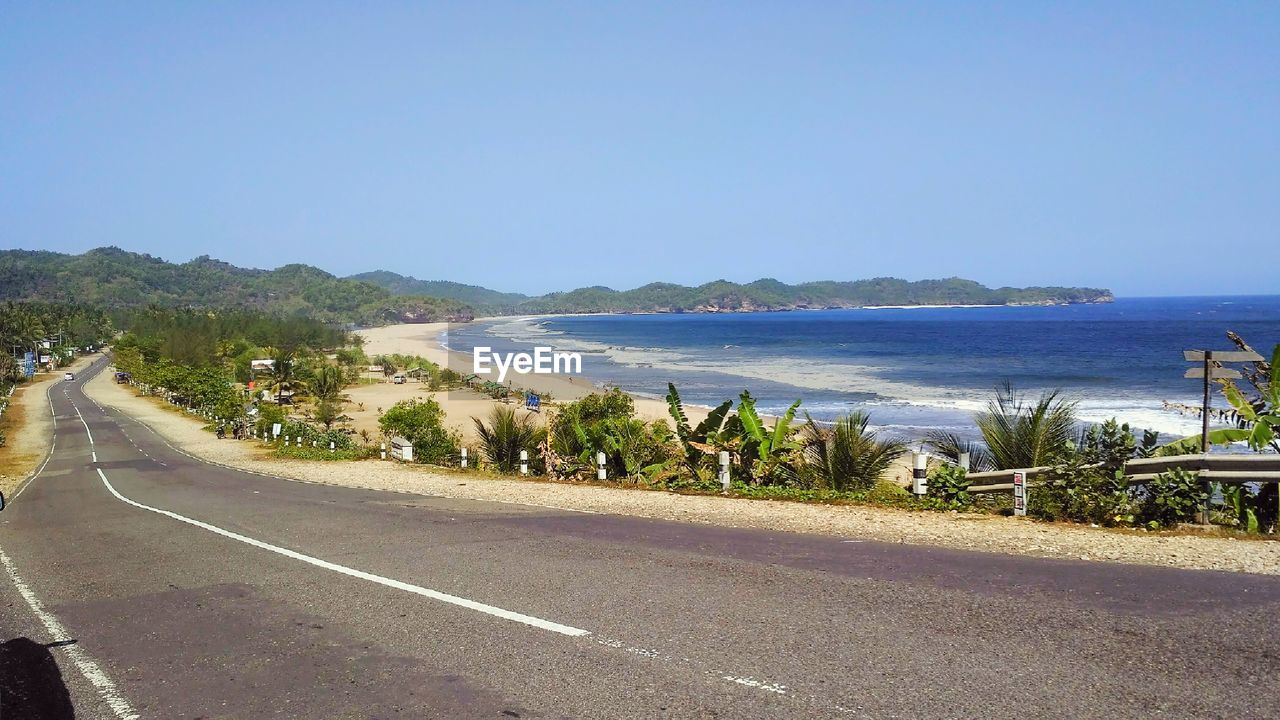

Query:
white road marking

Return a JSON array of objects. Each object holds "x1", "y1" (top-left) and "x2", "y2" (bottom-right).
[
  {"x1": 94, "y1": 468, "x2": 590, "y2": 637},
  {"x1": 74, "y1": 404, "x2": 94, "y2": 445},
  {"x1": 12, "y1": 440, "x2": 55, "y2": 502},
  {"x1": 0, "y1": 547, "x2": 140, "y2": 719}
]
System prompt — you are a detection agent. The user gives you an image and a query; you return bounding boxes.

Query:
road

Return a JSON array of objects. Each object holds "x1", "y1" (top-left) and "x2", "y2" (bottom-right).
[{"x1": 1, "y1": 357, "x2": 1278, "y2": 719}]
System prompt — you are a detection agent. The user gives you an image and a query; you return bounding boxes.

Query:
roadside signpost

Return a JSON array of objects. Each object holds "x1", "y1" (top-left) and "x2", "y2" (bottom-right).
[
  {"x1": 1183, "y1": 349, "x2": 1262, "y2": 452},
  {"x1": 1012, "y1": 471, "x2": 1027, "y2": 516},
  {"x1": 1182, "y1": 348, "x2": 1263, "y2": 523}
]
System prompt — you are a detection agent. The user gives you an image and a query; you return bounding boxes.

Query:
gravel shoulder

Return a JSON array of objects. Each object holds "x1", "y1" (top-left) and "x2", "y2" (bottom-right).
[
  {"x1": 84, "y1": 366, "x2": 1280, "y2": 576},
  {"x1": 0, "y1": 357, "x2": 95, "y2": 497}
]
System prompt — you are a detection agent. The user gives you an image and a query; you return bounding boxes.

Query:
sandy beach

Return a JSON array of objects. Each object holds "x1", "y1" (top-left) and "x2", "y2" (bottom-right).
[
  {"x1": 351, "y1": 321, "x2": 712, "y2": 441},
  {"x1": 355, "y1": 321, "x2": 921, "y2": 484}
]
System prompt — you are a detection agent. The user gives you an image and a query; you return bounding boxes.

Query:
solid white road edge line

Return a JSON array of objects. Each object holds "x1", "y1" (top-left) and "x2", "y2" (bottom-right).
[
  {"x1": 0, "y1": 547, "x2": 141, "y2": 720},
  {"x1": 94, "y1": 468, "x2": 590, "y2": 637}
]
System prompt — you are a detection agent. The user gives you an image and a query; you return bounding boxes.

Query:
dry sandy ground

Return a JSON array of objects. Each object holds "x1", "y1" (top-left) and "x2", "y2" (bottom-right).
[
  {"x1": 0, "y1": 356, "x2": 96, "y2": 497},
  {"x1": 357, "y1": 322, "x2": 696, "y2": 423},
  {"x1": 85, "y1": 367, "x2": 1280, "y2": 575},
  {"x1": 355, "y1": 322, "x2": 920, "y2": 480}
]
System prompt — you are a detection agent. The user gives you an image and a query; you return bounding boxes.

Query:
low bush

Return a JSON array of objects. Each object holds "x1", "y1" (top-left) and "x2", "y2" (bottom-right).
[
  {"x1": 927, "y1": 464, "x2": 972, "y2": 505},
  {"x1": 379, "y1": 398, "x2": 461, "y2": 464},
  {"x1": 273, "y1": 444, "x2": 377, "y2": 461},
  {"x1": 1134, "y1": 468, "x2": 1207, "y2": 529}
]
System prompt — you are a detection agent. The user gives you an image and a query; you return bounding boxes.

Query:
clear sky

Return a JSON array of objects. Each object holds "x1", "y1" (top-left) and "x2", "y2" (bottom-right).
[{"x1": 2, "y1": 2, "x2": 1277, "y2": 296}]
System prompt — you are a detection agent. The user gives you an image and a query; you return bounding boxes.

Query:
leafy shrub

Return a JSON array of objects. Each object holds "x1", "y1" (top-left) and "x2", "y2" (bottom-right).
[
  {"x1": 865, "y1": 480, "x2": 911, "y2": 504},
  {"x1": 254, "y1": 403, "x2": 286, "y2": 438},
  {"x1": 1135, "y1": 468, "x2": 1207, "y2": 529},
  {"x1": 1030, "y1": 450, "x2": 1133, "y2": 525},
  {"x1": 274, "y1": 444, "x2": 376, "y2": 461},
  {"x1": 275, "y1": 420, "x2": 355, "y2": 450},
  {"x1": 549, "y1": 390, "x2": 674, "y2": 479},
  {"x1": 379, "y1": 398, "x2": 460, "y2": 464},
  {"x1": 928, "y1": 464, "x2": 972, "y2": 505}
]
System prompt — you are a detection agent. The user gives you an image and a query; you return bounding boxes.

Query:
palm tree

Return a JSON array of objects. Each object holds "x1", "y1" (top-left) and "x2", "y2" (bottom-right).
[
  {"x1": 473, "y1": 405, "x2": 546, "y2": 473},
  {"x1": 800, "y1": 411, "x2": 907, "y2": 492},
  {"x1": 266, "y1": 349, "x2": 307, "y2": 404},
  {"x1": 968, "y1": 382, "x2": 1077, "y2": 470},
  {"x1": 311, "y1": 364, "x2": 345, "y2": 403},
  {"x1": 923, "y1": 431, "x2": 996, "y2": 472}
]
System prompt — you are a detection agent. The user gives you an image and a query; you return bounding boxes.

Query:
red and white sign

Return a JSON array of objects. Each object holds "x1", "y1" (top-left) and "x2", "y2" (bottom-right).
[{"x1": 1012, "y1": 471, "x2": 1027, "y2": 516}]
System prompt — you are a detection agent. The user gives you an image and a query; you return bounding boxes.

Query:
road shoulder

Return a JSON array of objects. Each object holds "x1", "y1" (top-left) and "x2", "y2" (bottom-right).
[{"x1": 82, "y1": 365, "x2": 1280, "y2": 575}]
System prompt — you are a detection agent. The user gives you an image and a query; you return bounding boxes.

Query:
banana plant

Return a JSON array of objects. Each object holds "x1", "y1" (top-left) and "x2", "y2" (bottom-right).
[
  {"x1": 666, "y1": 383, "x2": 735, "y2": 477},
  {"x1": 1217, "y1": 343, "x2": 1280, "y2": 452},
  {"x1": 1220, "y1": 484, "x2": 1260, "y2": 533},
  {"x1": 735, "y1": 390, "x2": 802, "y2": 484}
]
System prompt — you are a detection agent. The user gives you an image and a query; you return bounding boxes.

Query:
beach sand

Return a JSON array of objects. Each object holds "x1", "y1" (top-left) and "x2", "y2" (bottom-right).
[
  {"x1": 355, "y1": 322, "x2": 918, "y2": 483},
  {"x1": 352, "y1": 322, "x2": 708, "y2": 441}
]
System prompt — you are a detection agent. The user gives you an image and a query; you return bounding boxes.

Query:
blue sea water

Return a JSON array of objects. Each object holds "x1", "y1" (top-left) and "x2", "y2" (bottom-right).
[{"x1": 447, "y1": 296, "x2": 1280, "y2": 442}]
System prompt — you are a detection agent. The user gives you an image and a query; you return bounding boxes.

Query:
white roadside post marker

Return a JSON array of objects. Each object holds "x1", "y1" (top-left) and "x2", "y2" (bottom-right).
[
  {"x1": 912, "y1": 452, "x2": 928, "y2": 496},
  {"x1": 329, "y1": 441, "x2": 335, "y2": 453},
  {"x1": 296, "y1": 437, "x2": 302, "y2": 448},
  {"x1": 958, "y1": 452, "x2": 970, "y2": 472},
  {"x1": 1013, "y1": 470, "x2": 1028, "y2": 516},
  {"x1": 460, "y1": 447, "x2": 468, "y2": 469},
  {"x1": 381, "y1": 443, "x2": 387, "y2": 461},
  {"x1": 596, "y1": 451, "x2": 607, "y2": 481},
  {"x1": 719, "y1": 451, "x2": 731, "y2": 492},
  {"x1": 520, "y1": 449, "x2": 528, "y2": 476}
]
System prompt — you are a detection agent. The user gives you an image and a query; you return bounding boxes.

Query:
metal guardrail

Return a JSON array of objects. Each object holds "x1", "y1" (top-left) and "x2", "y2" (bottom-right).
[{"x1": 966, "y1": 454, "x2": 1280, "y2": 493}]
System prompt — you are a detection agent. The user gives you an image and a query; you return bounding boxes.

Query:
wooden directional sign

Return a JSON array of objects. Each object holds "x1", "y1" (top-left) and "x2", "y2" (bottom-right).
[
  {"x1": 1183, "y1": 350, "x2": 1264, "y2": 363},
  {"x1": 1184, "y1": 367, "x2": 1242, "y2": 379}
]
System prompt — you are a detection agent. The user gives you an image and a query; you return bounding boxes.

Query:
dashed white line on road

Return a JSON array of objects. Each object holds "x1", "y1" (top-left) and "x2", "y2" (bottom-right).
[
  {"x1": 94, "y1": 467, "x2": 590, "y2": 637},
  {"x1": 0, "y1": 547, "x2": 140, "y2": 719}
]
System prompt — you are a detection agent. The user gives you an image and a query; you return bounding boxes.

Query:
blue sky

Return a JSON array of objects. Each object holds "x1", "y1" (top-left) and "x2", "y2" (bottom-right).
[{"x1": 2, "y1": 2, "x2": 1277, "y2": 296}]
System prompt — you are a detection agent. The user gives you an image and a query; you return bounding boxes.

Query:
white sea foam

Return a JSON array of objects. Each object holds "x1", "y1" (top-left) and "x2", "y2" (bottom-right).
[{"x1": 480, "y1": 317, "x2": 1208, "y2": 438}]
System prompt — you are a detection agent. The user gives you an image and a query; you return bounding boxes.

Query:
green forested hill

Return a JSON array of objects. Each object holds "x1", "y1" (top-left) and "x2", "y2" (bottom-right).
[
  {"x1": 0, "y1": 247, "x2": 1112, "y2": 322},
  {"x1": 0, "y1": 248, "x2": 474, "y2": 324},
  {"x1": 346, "y1": 271, "x2": 529, "y2": 314},
  {"x1": 518, "y1": 277, "x2": 1114, "y2": 314}
]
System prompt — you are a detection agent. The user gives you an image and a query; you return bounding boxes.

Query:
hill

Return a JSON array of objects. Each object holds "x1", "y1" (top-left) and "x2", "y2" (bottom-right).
[
  {"x1": 0, "y1": 247, "x2": 1112, "y2": 322},
  {"x1": 347, "y1": 271, "x2": 528, "y2": 314},
  {"x1": 518, "y1": 277, "x2": 1113, "y2": 314},
  {"x1": 0, "y1": 248, "x2": 474, "y2": 325}
]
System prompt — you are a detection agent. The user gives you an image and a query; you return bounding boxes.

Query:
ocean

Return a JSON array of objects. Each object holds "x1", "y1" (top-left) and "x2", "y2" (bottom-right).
[{"x1": 445, "y1": 296, "x2": 1280, "y2": 442}]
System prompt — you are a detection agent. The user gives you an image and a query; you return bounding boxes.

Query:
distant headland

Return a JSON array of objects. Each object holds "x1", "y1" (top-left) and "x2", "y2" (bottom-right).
[{"x1": 0, "y1": 247, "x2": 1113, "y2": 324}]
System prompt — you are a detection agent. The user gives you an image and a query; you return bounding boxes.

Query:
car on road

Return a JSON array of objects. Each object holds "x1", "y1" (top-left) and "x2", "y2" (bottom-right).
[{"x1": 63, "y1": 372, "x2": 75, "y2": 381}]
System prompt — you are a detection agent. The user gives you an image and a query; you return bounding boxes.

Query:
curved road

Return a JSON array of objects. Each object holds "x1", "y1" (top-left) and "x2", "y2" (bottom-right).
[{"x1": 2, "y1": 358, "x2": 1277, "y2": 718}]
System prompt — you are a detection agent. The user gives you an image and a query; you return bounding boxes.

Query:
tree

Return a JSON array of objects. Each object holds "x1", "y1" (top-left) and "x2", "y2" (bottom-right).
[
  {"x1": 266, "y1": 349, "x2": 307, "y2": 404},
  {"x1": 971, "y1": 383, "x2": 1077, "y2": 470},
  {"x1": 311, "y1": 365, "x2": 345, "y2": 403},
  {"x1": 379, "y1": 398, "x2": 459, "y2": 463},
  {"x1": 474, "y1": 405, "x2": 545, "y2": 473},
  {"x1": 800, "y1": 412, "x2": 907, "y2": 492}
]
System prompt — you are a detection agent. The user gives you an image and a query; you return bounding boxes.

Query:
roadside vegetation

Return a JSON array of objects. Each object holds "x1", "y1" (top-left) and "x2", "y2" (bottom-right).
[{"x1": 105, "y1": 312, "x2": 1279, "y2": 537}]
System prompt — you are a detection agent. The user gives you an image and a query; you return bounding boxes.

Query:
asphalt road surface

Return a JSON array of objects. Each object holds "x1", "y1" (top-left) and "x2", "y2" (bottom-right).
[{"x1": 2, "y1": 358, "x2": 1277, "y2": 719}]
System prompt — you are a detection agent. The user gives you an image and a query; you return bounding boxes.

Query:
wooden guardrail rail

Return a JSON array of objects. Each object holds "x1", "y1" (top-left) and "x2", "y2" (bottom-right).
[{"x1": 965, "y1": 454, "x2": 1280, "y2": 493}]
